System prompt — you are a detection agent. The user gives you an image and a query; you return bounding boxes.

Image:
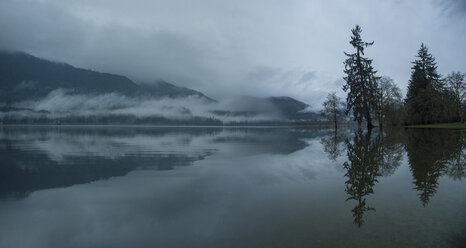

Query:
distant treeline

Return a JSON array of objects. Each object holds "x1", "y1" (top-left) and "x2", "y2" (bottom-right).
[{"x1": 0, "y1": 113, "x2": 296, "y2": 126}]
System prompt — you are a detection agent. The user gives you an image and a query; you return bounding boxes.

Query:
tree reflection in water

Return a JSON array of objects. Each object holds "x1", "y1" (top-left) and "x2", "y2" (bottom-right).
[
  {"x1": 336, "y1": 128, "x2": 465, "y2": 227},
  {"x1": 343, "y1": 129, "x2": 383, "y2": 227},
  {"x1": 320, "y1": 130, "x2": 345, "y2": 161},
  {"x1": 405, "y1": 129, "x2": 465, "y2": 206},
  {"x1": 321, "y1": 127, "x2": 466, "y2": 227}
]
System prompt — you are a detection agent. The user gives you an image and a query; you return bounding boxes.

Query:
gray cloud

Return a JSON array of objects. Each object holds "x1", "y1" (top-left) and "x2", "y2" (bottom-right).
[
  {"x1": 438, "y1": 0, "x2": 466, "y2": 16},
  {"x1": 298, "y1": 71, "x2": 317, "y2": 85},
  {"x1": 0, "y1": 0, "x2": 465, "y2": 109}
]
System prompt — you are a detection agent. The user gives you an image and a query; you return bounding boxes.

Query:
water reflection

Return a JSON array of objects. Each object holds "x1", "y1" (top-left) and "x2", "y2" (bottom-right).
[
  {"x1": 0, "y1": 126, "x2": 321, "y2": 198},
  {"x1": 320, "y1": 130, "x2": 345, "y2": 161},
  {"x1": 0, "y1": 126, "x2": 464, "y2": 247},
  {"x1": 322, "y1": 127, "x2": 465, "y2": 227},
  {"x1": 377, "y1": 128, "x2": 404, "y2": 177},
  {"x1": 0, "y1": 126, "x2": 222, "y2": 198},
  {"x1": 406, "y1": 129, "x2": 465, "y2": 206},
  {"x1": 343, "y1": 129, "x2": 382, "y2": 227}
]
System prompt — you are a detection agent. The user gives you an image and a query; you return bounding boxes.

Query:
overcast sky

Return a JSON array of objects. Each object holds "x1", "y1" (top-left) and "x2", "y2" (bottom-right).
[{"x1": 0, "y1": 0, "x2": 465, "y2": 108}]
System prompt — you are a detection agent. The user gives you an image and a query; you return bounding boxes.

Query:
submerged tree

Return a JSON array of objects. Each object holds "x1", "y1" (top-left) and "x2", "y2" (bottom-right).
[
  {"x1": 321, "y1": 92, "x2": 345, "y2": 130},
  {"x1": 343, "y1": 25, "x2": 379, "y2": 129}
]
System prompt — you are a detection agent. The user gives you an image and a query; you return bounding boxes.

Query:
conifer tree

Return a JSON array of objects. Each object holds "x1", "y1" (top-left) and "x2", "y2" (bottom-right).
[
  {"x1": 405, "y1": 44, "x2": 447, "y2": 124},
  {"x1": 343, "y1": 25, "x2": 379, "y2": 129},
  {"x1": 406, "y1": 44, "x2": 441, "y2": 100}
]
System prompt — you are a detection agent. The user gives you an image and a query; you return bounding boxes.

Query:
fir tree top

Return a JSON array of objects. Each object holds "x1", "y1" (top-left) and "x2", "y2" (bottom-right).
[
  {"x1": 407, "y1": 43, "x2": 441, "y2": 100},
  {"x1": 348, "y1": 25, "x2": 374, "y2": 55}
]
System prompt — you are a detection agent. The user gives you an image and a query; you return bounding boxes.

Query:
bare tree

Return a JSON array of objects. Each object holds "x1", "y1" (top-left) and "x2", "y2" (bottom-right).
[
  {"x1": 445, "y1": 71, "x2": 465, "y2": 122},
  {"x1": 321, "y1": 92, "x2": 345, "y2": 130},
  {"x1": 376, "y1": 76, "x2": 403, "y2": 127}
]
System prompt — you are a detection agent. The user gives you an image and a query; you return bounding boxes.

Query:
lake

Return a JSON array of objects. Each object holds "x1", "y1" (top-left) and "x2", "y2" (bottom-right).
[{"x1": 0, "y1": 125, "x2": 465, "y2": 248}]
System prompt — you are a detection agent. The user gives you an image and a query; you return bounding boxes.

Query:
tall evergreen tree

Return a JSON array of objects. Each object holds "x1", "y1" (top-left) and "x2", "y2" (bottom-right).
[
  {"x1": 405, "y1": 44, "x2": 451, "y2": 124},
  {"x1": 406, "y1": 44, "x2": 441, "y2": 100},
  {"x1": 343, "y1": 25, "x2": 379, "y2": 129}
]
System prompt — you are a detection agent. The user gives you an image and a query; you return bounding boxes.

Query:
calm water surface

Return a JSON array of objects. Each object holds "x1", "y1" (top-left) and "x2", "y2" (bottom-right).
[{"x1": 0, "y1": 126, "x2": 465, "y2": 248}]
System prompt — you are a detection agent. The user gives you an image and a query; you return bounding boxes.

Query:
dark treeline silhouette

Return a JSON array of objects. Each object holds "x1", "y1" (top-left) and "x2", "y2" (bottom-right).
[
  {"x1": 321, "y1": 128, "x2": 465, "y2": 227},
  {"x1": 327, "y1": 25, "x2": 466, "y2": 129}
]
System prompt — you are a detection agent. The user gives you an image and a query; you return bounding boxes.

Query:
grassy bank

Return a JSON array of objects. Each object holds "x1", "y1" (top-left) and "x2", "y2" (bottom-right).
[{"x1": 406, "y1": 122, "x2": 466, "y2": 129}]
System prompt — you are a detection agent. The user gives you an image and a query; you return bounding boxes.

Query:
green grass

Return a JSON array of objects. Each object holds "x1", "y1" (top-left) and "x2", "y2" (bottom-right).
[{"x1": 405, "y1": 122, "x2": 466, "y2": 129}]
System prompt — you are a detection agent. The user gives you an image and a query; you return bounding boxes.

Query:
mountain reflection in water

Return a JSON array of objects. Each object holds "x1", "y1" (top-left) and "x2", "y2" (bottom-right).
[
  {"x1": 0, "y1": 126, "x2": 464, "y2": 248},
  {"x1": 0, "y1": 126, "x2": 323, "y2": 198}
]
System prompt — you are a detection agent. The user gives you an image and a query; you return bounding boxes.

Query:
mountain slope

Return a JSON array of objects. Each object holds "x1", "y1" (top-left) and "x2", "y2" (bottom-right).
[
  {"x1": 0, "y1": 51, "x2": 320, "y2": 124},
  {"x1": 268, "y1": 96, "x2": 320, "y2": 120},
  {"x1": 139, "y1": 80, "x2": 215, "y2": 101},
  {"x1": 0, "y1": 51, "x2": 139, "y2": 101},
  {"x1": 0, "y1": 51, "x2": 212, "y2": 102}
]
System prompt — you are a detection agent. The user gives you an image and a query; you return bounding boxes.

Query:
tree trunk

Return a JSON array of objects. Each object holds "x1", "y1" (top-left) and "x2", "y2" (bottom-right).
[
  {"x1": 457, "y1": 100, "x2": 463, "y2": 123},
  {"x1": 379, "y1": 116, "x2": 383, "y2": 129},
  {"x1": 366, "y1": 113, "x2": 373, "y2": 129}
]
